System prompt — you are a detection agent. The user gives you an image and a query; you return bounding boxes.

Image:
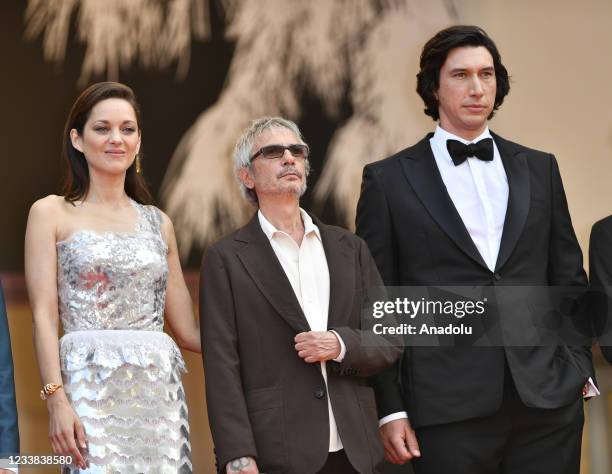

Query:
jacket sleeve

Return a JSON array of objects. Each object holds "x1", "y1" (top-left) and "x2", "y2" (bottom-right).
[
  {"x1": 329, "y1": 238, "x2": 402, "y2": 378},
  {"x1": 355, "y1": 164, "x2": 399, "y2": 286},
  {"x1": 200, "y1": 246, "x2": 257, "y2": 470},
  {"x1": 354, "y1": 164, "x2": 406, "y2": 418},
  {"x1": 547, "y1": 155, "x2": 594, "y2": 374},
  {"x1": 0, "y1": 281, "x2": 19, "y2": 454},
  {"x1": 589, "y1": 220, "x2": 612, "y2": 364}
]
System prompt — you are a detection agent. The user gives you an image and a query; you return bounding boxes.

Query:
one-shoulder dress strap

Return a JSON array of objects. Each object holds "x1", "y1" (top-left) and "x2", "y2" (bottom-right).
[
  {"x1": 133, "y1": 201, "x2": 164, "y2": 239},
  {"x1": 145, "y1": 205, "x2": 164, "y2": 238}
]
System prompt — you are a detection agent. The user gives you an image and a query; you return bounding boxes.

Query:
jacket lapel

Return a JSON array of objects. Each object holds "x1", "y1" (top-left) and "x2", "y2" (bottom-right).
[
  {"x1": 493, "y1": 132, "x2": 530, "y2": 271},
  {"x1": 235, "y1": 214, "x2": 311, "y2": 334},
  {"x1": 400, "y1": 135, "x2": 489, "y2": 270},
  {"x1": 311, "y1": 216, "x2": 355, "y2": 329}
]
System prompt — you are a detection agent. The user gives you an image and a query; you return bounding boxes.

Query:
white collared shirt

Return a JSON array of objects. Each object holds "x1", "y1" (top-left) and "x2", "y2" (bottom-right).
[
  {"x1": 258, "y1": 208, "x2": 345, "y2": 451},
  {"x1": 430, "y1": 125, "x2": 509, "y2": 271}
]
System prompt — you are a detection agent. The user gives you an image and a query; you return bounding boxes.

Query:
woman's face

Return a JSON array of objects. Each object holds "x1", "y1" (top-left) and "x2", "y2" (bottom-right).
[{"x1": 71, "y1": 98, "x2": 141, "y2": 176}]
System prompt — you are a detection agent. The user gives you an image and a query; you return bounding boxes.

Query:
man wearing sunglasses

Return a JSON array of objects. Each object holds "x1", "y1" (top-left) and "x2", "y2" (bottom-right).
[
  {"x1": 356, "y1": 25, "x2": 595, "y2": 474},
  {"x1": 200, "y1": 117, "x2": 401, "y2": 474}
]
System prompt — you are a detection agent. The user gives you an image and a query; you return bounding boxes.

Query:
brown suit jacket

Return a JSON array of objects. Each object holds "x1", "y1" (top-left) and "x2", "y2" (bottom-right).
[{"x1": 200, "y1": 212, "x2": 401, "y2": 473}]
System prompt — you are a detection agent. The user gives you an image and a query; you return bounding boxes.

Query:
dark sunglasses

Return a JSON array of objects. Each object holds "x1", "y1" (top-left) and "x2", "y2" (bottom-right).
[{"x1": 249, "y1": 144, "x2": 310, "y2": 162}]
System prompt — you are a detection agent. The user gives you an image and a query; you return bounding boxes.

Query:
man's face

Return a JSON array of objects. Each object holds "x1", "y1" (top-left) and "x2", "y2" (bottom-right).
[
  {"x1": 241, "y1": 126, "x2": 308, "y2": 201},
  {"x1": 436, "y1": 46, "x2": 496, "y2": 139}
]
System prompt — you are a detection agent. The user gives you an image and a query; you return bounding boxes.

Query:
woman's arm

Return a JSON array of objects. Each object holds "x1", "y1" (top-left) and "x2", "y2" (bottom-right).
[
  {"x1": 24, "y1": 196, "x2": 86, "y2": 469},
  {"x1": 160, "y1": 212, "x2": 201, "y2": 353}
]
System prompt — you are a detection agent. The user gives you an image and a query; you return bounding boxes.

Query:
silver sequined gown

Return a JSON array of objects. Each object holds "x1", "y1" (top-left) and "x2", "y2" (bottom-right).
[{"x1": 57, "y1": 201, "x2": 192, "y2": 473}]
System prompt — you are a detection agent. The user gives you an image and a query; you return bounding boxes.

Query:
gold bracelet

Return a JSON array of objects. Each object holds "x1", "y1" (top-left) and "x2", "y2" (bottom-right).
[{"x1": 40, "y1": 383, "x2": 63, "y2": 400}]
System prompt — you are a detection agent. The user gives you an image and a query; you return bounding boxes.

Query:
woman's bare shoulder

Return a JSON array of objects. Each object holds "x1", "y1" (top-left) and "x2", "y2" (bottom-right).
[{"x1": 28, "y1": 195, "x2": 74, "y2": 224}]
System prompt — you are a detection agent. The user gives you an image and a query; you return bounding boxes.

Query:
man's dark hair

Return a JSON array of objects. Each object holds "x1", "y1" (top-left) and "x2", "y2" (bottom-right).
[{"x1": 417, "y1": 25, "x2": 510, "y2": 121}]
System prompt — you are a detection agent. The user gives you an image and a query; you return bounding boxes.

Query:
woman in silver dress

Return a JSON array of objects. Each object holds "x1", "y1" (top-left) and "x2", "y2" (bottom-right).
[{"x1": 24, "y1": 82, "x2": 201, "y2": 473}]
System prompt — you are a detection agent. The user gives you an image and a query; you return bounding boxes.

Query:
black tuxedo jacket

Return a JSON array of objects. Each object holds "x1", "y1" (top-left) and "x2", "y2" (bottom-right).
[
  {"x1": 588, "y1": 216, "x2": 612, "y2": 363},
  {"x1": 200, "y1": 213, "x2": 401, "y2": 473},
  {"x1": 356, "y1": 132, "x2": 594, "y2": 428}
]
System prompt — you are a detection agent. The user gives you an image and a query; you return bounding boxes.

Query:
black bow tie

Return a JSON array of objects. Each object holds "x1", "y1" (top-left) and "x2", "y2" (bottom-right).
[{"x1": 446, "y1": 138, "x2": 494, "y2": 166}]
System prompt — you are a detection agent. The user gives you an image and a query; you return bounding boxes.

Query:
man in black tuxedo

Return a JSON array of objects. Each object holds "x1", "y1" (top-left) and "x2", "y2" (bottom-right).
[
  {"x1": 589, "y1": 218, "x2": 612, "y2": 363},
  {"x1": 356, "y1": 25, "x2": 595, "y2": 474}
]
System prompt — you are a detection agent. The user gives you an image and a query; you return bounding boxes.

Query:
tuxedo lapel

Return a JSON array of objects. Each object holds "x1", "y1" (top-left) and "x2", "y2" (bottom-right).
[
  {"x1": 312, "y1": 216, "x2": 355, "y2": 329},
  {"x1": 235, "y1": 215, "x2": 311, "y2": 334},
  {"x1": 400, "y1": 136, "x2": 489, "y2": 270},
  {"x1": 493, "y1": 132, "x2": 530, "y2": 271}
]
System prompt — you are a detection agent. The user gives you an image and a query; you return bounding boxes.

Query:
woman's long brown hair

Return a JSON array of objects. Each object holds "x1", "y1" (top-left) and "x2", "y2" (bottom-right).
[{"x1": 62, "y1": 81, "x2": 153, "y2": 205}]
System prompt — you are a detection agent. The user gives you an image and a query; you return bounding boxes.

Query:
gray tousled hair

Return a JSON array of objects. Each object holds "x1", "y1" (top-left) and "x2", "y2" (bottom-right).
[{"x1": 234, "y1": 116, "x2": 309, "y2": 204}]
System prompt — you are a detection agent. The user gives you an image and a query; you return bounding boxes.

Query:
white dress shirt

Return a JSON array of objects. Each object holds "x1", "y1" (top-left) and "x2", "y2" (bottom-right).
[
  {"x1": 258, "y1": 208, "x2": 346, "y2": 451},
  {"x1": 431, "y1": 125, "x2": 509, "y2": 271},
  {"x1": 379, "y1": 125, "x2": 598, "y2": 427}
]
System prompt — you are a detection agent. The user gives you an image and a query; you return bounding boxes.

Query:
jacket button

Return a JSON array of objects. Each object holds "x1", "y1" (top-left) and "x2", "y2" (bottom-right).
[
  {"x1": 493, "y1": 272, "x2": 501, "y2": 281},
  {"x1": 314, "y1": 387, "x2": 326, "y2": 399}
]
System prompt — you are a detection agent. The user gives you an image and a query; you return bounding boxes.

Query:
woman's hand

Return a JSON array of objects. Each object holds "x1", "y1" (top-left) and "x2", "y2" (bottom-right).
[{"x1": 47, "y1": 395, "x2": 87, "y2": 469}]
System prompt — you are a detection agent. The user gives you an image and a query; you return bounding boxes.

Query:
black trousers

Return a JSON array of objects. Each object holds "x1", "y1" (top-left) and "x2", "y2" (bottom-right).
[
  {"x1": 317, "y1": 450, "x2": 358, "y2": 474},
  {"x1": 412, "y1": 366, "x2": 584, "y2": 474}
]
